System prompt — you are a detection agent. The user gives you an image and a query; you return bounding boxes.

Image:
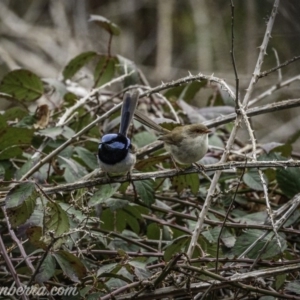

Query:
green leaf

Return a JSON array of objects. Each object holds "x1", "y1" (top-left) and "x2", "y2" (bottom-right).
[
  {"x1": 276, "y1": 167, "x2": 300, "y2": 198},
  {"x1": 74, "y1": 146, "x2": 98, "y2": 170},
  {"x1": 0, "y1": 115, "x2": 34, "y2": 160},
  {"x1": 0, "y1": 69, "x2": 44, "y2": 101},
  {"x1": 94, "y1": 56, "x2": 117, "y2": 87},
  {"x1": 0, "y1": 163, "x2": 5, "y2": 180},
  {"x1": 45, "y1": 201, "x2": 70, "y2": 234},
  {"x1": 102, "y1": 198, "x2": 129, "y2": 211},
  {"x1": 243, "y1": 170, "x2": 267, "y2": 191},
  {"x1": 286, "y1": 280, "x2": 300, "y2": 295},
  {"x1": 147, "y1": 223, "x2": 161, "y2": 240},
  {"x1": 179, "y1": 81, "x2": 208, "y2": 102},
  {"x1": 34, "y1": 253, "x2": 56, "y2": 284},
  {"x1": 261, "y1": 142, "x2": 292, "y2": 157},
  {"x1": 100, "y1": 209, "x2": 127, "y2": 232},
  {"x1": 3, "y1": 107, "x2": 28, "y2": 122},
  {"x1": 187, "y1": 173, "x2": 200, "y2": 195},
  {"x1": 164, "y1": 85, "x2": 185, "y2": 100},
  {"x1": 97, "y1": 263, "x2": 119, "y2": 277},
  {"x1": 26, "y1": 226, "x2": 47, "y2": 250},
  {"x1": 117, "y1": 55, "x2": 140, "y2": 87},
  {"x1": 164, "y1": 235, "x2": 190, "y2": 261},
  {"x1": 5, "y1": 182, "x2": 35, "y2": 208},
  {"x1": 89, "y1": 15, "x2": 120, "y2": 36},
  {"x1": 5, "y1": 182, "x2": 37, "y2": 227},
  {"x1": 202, "y1": 227, "x2": 236, "y2": 248},
  {"x1": 275, "y1": 273, "x2": 286, "y2": 290},
  {"x1": 53, "y1": 250, "x2": 86, "y2": 282},
  {"x1": 233, "y1": 229, "x2": 287, "y2": 259},
  {"x1": 120, "y1": 210, "x2": 140, "y2": 234},
  {"x1": 63, "y1": 51, "x2": 98, "y2": 80},
  {"x1": 132, "y1": 131, "x2": 157, "y2": 148},
  {"x1": 58, "y1": 156, "x2": 87, "y2": 183},
  {"x1": 128, "y1": 261, "x2": 152, "y2": 280},
  {"x1": 37, "y1": 126, "x2": 65, "y2": 139},
  {"x1": 88, "y1": 183, "x2": 121, "y2": 207},
  {"x1": 171, "y1": 173, "x2": 200, "y2": 195},
  {"x1": 134, "y1": 180, "x2": 155, "y2": 207}
]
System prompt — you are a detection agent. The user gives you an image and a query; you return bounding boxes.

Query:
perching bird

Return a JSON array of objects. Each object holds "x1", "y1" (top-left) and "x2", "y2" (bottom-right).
[
  {"x1": 134, "y1": 110, "x2": 211, "y2": 166},
  {"x1": 98, "y1": 91, "x2": 139, "y2": 174}
]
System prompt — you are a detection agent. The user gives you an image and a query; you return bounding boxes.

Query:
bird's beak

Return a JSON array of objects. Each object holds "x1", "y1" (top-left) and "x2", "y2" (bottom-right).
[{"x1": 205, "y1": 129, "x2": 212, "y2": 134}]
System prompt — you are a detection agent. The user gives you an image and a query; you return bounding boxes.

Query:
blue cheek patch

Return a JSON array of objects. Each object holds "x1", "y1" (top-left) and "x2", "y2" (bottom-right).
[
  {"x1": 109, "y1": 141, "x2": 126, "y2": 149},
  {"x1": 101, "y1": 134, "x2": 118, "y2": 143},
  {"x1": 99, "y1": 134, "x2": 131, "y2": 150}
]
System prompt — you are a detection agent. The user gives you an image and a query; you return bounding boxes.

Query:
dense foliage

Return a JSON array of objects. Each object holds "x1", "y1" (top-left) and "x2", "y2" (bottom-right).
[{"x1": 1, "y1": 5, "x2": 300, "y2": 300}]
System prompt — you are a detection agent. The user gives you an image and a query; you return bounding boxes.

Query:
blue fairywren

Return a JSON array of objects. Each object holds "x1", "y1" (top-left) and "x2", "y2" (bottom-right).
[{"x1": 98, "y1": 91, "x2": 139, "y2": 174}]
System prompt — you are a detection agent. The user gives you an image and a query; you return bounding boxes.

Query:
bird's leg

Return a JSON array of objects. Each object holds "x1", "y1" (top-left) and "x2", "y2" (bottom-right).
[
  {"x1": 193, "y1": 162, "x2": 206, "y2": 172},
  {"x1": 170, "y1": 155, "x2": 183, "y2": 173}
]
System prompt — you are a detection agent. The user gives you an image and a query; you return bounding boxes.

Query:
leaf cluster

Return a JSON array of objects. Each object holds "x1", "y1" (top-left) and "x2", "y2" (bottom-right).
[{"x1": 1, "y1": 14, "x2": 300, "y2": 300}]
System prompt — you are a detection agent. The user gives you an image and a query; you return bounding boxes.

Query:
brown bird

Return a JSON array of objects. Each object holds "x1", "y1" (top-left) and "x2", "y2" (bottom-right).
[{"x1": 134, "y1": 110, "x2": 211, "y2": 166}]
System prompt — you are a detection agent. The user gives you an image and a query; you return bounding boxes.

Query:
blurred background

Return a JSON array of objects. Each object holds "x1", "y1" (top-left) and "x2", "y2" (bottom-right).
[{"x1": 0, "y1": 0, "x2": 300, "y2": 148}]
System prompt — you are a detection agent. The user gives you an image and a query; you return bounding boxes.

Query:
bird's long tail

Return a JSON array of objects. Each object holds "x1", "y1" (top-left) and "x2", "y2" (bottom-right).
[
  {"x1": 119, "y1": 91, "x2": 139, "y2": 137},
  {"x1": 134, "y1": 109, "x2": 169, "y2": 135}
]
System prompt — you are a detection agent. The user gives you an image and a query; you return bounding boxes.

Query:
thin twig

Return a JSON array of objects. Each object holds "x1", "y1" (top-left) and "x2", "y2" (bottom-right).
[
  {"x1": 0, "y1": 230, "x2": 27, "y2": 300},
  {"x1": 186, "y1": 0, "x2": 281, "y2": 259},
  {"x1": 249, "y1": 75, "x2": 300, "y2": 106},
  {"x1": 258, "y1": 54, "x2": 300, "y2": 79}
]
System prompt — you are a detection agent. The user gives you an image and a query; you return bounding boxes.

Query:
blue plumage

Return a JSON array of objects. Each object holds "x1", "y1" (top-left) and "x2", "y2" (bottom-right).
[{"x1": 97, "y1": 91, "x2": 138, "y2": 174}]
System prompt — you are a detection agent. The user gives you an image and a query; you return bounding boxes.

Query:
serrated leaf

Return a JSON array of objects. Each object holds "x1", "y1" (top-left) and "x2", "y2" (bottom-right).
[
  {"x1": 5, "y1": 182, "x2": 35, "y2": 208},
  {"x1": 5, "y1": 182, "x2": 37, "y2": 228},
  {"x1": 171, "y1": 173, "x2": 200, "y2": 195},
  {"x1": 134, "y1": 180, "x2": 155, "y2": 207},
  {"x1": 74, "y1": 146, "x2": 98, "y2": 170},
  {"x1": 63, "y1": 51, "x2": 98, "y2": 80},
  {"x1": 35, "y1": 253, "x2": 56, "y2": 284},
  {"x1": 0, "y1": 69, "x2": 44, "y2": 101},
  {"x1": 3, "y1": 107, "x2": 27, "y2": 122},
  {"x1": 45, "y1": 201, "x2": 70, "y2": 234},
  {"x1": 276, "y1": 168, "x2": 300, "y2": 198},
  {"x1": 53, "y1": 250, "x2": 86, "y2": 282},
  {"x1": 89, "y1": 15, "x2": 120, "y2": 36},
  {"x1": 88, "y1": 183, "x2": 121, "y2": 207},
  {"x1": 243, "y1": 170, "x2": 267, "y2": 191},
  {"x1": 94, "y1": 56, "x2": 116, "y2": 87},
  {"x1": 0, "y1": 115, "x2": 34, "y2": 159},
  {"x1": 233, "y1": 229, "x2": 286, "y2": 259},
  {"x1": 164, "y1": 235, "x2": 190, "y2": 261}
]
